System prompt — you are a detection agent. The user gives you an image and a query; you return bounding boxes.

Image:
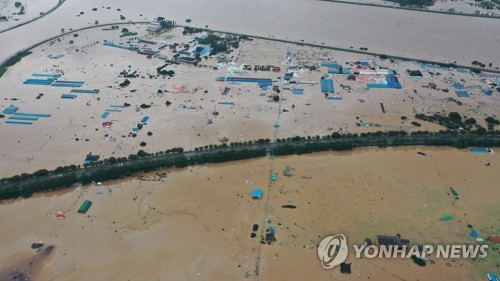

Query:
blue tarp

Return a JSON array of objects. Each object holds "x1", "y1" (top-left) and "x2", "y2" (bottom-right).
[
  {"x1": 54, "y1": 80, "x2": 84, "y2": 84},
  {"x1": 226, "y1": 77, "x2": 272, "y2": 84},
  {"x1": 61, "y1": 94, "x2": 77, "y2": 99},
  {"x1": 23, "y1": 79, "x2": 54, "y2": 85},
  {"x1": 193, "y1": 46, "x2": 212, "y2": 56},
  {"x1": 14, "y1": 113, "x2": 50, "y2": 118},
  {"x1": 141, "y1": 116, "x2": 150, "y2": 123},
  {"x1": 271, "y1": 173, "x2": 277, "y2": 180},
  {"x1": 71, "y1": 89, "x2": 99, "y2": 94},
  {"x1": 258, "y1": 81, "x2": 272, "y2": 87},
  {"x1": 470, "y1": 148, "x2": 491, "y2": 153},
  {"x1": 367, "y1": 83, "x2": 390, "y2": 89},
  {"x1": 4, "y1": 121, "x2": 33, "y2": 125},
  {"x1": 251, "y1": 189, "x2": 263, "y2": 199},
  {"x1": 321, "y1": 78, "x2": 334, "y2": 93},
  {"x1": 421, "y1": 63, "x2": 436, "y2": 69},
  {"x1": 101, "y1": 112, "x2": 110, "y2": 118},
  {"x1": 386, "y1": 75, "x2": 402, "y2": 89},
  {"x1": 32, "y1": 73, "x2": 61, "y2": 78},
  {"x1": 321, "y1": 61, "x2": 338, "y2": 68},
  {"x1": 453, "y1": 83, "x2": 464, "y2": 89},
  {"x1": 3, "y1": 106, "x2": 19, "y2": 114},
  {"x1": 482, "y1": 90, "x2": 493, "y2": 96},
  {"x1": 487, "y1": 273, "x2": 498, "y2": 281},
  {"x1": 51, "y1": 82, "x2": 82, "y2": 88},
  {"x1": 103, "y1": 42, "x2": 138, "y2": 51},
  {"x1": 8, "y1": 116, "x2": 38, "y2": 121},
  {"x1": 456, "y1": 90, "x2": 470, "y2": 98}
]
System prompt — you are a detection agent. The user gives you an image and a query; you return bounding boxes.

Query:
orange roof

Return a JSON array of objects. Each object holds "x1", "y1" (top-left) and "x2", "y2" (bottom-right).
[{"x1": 490, "y1": 236, "x2": 500, "y2": 244}]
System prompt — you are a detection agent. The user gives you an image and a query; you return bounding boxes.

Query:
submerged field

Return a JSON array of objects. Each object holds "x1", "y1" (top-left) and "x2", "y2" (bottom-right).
[
  {"x1": 0, "y1": 1, "x2": 499, "y2": 279},
  {"x1": 0, "y1": 147, "x2": 498, "y2": 280},
  {"x1": 0, "y1": 26, "x2": 498, "y2": 178}
]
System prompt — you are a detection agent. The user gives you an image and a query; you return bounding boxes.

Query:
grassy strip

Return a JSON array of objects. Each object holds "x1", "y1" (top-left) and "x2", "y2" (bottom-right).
[
  {"x1": 0, "y1": 149, "x2": 266, "y2": 200},
  {"x1": 120, "y1": 32, "x2": 138, "y2": 37},
  {"x1": 320, "y1": 0, "x2": 500, "y2": 19},
  {"x1": 0, "y1": 132, "x2": 499, "y2": 200}
]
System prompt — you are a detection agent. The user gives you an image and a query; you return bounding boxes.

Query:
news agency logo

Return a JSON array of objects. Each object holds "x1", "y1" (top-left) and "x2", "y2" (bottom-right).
[
  {"x1": 318, "y1": 234, "x2": 489, "y2": 269},
  {"x1": 317, "y1": 234, "x2": 349, "y2": 269}
]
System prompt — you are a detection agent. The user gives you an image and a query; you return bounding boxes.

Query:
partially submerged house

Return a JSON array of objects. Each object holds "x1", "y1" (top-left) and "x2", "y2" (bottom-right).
[
  {"x1": 252, "y1": 189, "x2": 263, "y2": 199},
  {"x1": 376, "y1": 233, "x2": 410, "y2": 248},
  {"x1": 340, "y1": 263, "x2": 351, "y2": 274},
  {"x1": 146, "y1": 21, "x2": 162, "y2": 33},
  {"x1": 490, "y1": 236, "x2": 500, "y2": 244},
  {"x1": 78, "y1": 200, "x2": 92, "y2": 214},
  {"x1": 178, "y1": 56, "x2": 198, "y2": 64},
  {"x1": 84, "y1": 153, "x2": 100, "y2": 163},
  {"x1": 265, "y1": 233, "x2": 276, "y2": 243}
]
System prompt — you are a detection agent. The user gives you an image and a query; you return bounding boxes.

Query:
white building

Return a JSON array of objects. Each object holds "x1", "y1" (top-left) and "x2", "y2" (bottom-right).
[{"x1": 147, "y1": 21, "x2": 162, "y2": 32}]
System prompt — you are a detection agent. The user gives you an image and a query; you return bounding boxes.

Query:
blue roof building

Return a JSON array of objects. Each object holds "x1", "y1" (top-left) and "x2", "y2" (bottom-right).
[
  {"x1": 321, "y1": 78, "x2": 335, "y2": 93},
  {"x1": 252, "y1": 189, "x2": 263, "y2": 199},
  {"x1": 3, "y1": 105, "x2": 19, "y2": 114}
]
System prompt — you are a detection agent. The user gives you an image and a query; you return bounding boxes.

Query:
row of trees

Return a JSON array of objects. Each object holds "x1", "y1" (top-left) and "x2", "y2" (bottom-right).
[
  {"x1": 0, "y1": 51, "x2": 32, "y2": 78},
  {"x1": 0, "y1": 148, "x2": 266, "y2": 200},
  {"x1": 196, "y1": 34, "x2": 250, "y2": 56},
  {"x1": 2, "y1": 126, "x2": 500, "y2": 187},
  {"x1": 386, "y1": 0, "x2": 434, "y2": 7},
  {"x1": 415, "y1": 112, "x2": 498, "y2": 133},
  {"x1": 273, "y1": 134, "x2": 499, "y2": 156}
]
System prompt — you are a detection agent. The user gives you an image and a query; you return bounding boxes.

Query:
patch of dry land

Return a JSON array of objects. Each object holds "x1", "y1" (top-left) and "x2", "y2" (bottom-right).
[
  {"x1": 0, "y1": 147, "x2": 498, "y2": 280},
  {"x1": 1, "y1": 26, "x2": 499, "y2": 177}
]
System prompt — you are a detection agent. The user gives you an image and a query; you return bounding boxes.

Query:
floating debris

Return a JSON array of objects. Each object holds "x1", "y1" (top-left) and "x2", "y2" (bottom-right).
[
  {"x1": 439, "y1": 215, "x2": 453, "y2": 221},
  {"x1": 31, "y1": 243, "x2": 44, "y2": 249},
  {"x1": 283, "y1": 166, "x2": 293, "y2": 177}
]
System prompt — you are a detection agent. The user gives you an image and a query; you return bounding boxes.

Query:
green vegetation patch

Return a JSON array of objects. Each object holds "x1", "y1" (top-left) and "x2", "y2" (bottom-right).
[
  {"x1": 120, "y1": 32, "x2": 138, "y2": 37},
  {"x1": 0, "y1": 51, "x2": 32, "y2": 78}
]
